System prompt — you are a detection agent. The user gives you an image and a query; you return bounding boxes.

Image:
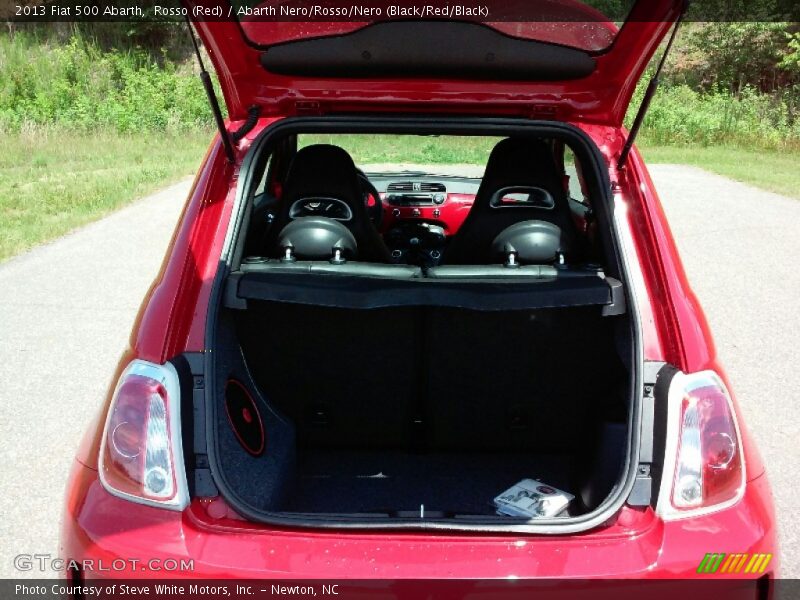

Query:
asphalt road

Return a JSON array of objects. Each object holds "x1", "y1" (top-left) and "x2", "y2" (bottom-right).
[{"x1": 0, "y1": 166, "x2": 797, "y2": 578}]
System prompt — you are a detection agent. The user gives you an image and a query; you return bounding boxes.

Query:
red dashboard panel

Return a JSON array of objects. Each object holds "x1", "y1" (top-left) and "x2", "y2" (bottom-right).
[{"x1": 379, "y1": 193, "x2": 475, "y2": 235}]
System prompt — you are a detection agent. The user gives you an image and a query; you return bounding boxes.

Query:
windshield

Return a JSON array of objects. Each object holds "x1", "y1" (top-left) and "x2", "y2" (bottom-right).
[{"x1": 233, "y1": 0, "x2": 636, "y2": 53}]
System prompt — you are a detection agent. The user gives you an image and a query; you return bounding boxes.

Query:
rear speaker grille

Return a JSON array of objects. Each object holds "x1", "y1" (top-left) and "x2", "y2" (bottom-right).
[{"x1": 224, "y1": 380, "x2": 265, "y2": 456}]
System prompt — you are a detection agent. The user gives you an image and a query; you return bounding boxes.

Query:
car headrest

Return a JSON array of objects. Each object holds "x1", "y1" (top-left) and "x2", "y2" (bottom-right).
[
  {"x1": 489, "y1": 185, "x2": 555, "y2": 209},
  {"x1": 282, "y1": 144, "x2": 364, "y2": 216},
  {"x1": 491, "y1": 220, "x2": 565, "y2": 264},
  {"x1": 476, "y1": 138, "x2": 563, "y2": 211},
  {"x1": 277, "y1": 217, "x2": 358, "y2": 261}
]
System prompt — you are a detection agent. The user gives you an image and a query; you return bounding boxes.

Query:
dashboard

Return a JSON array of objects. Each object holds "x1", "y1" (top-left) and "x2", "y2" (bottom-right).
[
  {"x1": 365, "y1": 172, "x2": 480, "y2": 264},
  {"x1": 366, "y1": 173, "x2": 479, "y2": 233}
]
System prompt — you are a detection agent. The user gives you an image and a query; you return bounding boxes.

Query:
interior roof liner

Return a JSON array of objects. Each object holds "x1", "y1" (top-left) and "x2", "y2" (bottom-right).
[{"x1": 260, "y1": 21, "x2": 597, "y2": 81}]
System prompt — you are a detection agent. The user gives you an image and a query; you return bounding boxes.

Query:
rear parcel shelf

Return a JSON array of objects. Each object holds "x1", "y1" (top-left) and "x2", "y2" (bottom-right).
[{"x1": 224, "y1": 261, "x2": 625, "y2": 313}]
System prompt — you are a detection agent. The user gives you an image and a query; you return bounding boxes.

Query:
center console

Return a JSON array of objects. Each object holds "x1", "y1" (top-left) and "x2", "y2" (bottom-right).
[
  {"x1": 382, "y1": 181, "x2": 450, "y2": 265},
  {"x1": 384, "y1": 221, "x2": 447, "y2": 266},
  {"x1": 369, "y1": 175, "x2": 480, "y2": 265}
]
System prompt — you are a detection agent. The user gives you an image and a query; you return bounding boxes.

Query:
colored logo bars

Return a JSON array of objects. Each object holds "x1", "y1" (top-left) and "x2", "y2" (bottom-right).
[{"x1": 697, "y1": 553, "x2": 772, "y2": 575}]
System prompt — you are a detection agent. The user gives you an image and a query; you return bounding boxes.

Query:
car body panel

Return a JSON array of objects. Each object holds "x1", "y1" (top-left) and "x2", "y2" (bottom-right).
[
  {"x1": 234, "y1": 1, "x2": 619, "y2": 51},
  {"x1": 71, "y1": 119, "x2": 766, "y2": 484},
  {"x1": 187, "y1": 0, "x2": 682, "y2": 125},
  {"x1": 62, "y1": 459, "x2": 777, "y2": 578}
]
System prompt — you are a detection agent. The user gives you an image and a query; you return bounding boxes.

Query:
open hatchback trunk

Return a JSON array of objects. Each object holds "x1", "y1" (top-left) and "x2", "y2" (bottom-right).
[
  {"x1": 186, "y1": 0, "x2": 684, "y2": 125},
  {"x1": 187, "y1": 0, "x2": 686, "y2": 532},
  {"x1": 201, "y1": 116, "x2": 646, "y2": 532}
]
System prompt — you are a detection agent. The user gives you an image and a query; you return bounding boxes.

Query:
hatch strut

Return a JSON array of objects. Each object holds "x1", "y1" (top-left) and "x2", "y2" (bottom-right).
[
  {"x1": 186, "y1": 18, "x2": 235, "y2": 163},
  {"x1": 617, "y1": 4, "x2": 688, "y2": 170}
]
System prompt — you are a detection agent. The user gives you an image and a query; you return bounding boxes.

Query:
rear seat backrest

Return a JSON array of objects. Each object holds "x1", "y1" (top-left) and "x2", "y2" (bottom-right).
[
  {"x1": 236, "y1": 301, "x2": 624, "y2": 454},
  {"x1": 236, "y1": 301, "x2": 420, "y2": 449},
  {"x1": 425, "y1": 306, "x2": 624, "y2": 452}
]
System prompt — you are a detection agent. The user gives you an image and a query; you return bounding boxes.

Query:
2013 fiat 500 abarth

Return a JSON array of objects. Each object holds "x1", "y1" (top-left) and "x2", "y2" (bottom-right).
[{"x1": 61, "y1": 0, "x2": 778, "y2": 594}]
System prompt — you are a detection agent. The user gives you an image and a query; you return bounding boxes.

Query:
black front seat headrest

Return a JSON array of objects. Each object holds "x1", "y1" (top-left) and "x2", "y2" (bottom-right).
[
  {"x1": 269, "y1": 144, "x2": 391, "y2": 263},
  {"x1": 443, "y1": 137, "x2": 579, "y2": 265},
  {"x1": 282, "y1": 145, "x2": 364, "y2": 212},
  {"x1": 277, "y1": 217, "x2": 358, "y2": 261},
  {"x1": 479, "y1": 138, "x2": 563, "y2": 199},
  {"x1": 491, "y1": 220, "x2": 565, "y2": 265}
]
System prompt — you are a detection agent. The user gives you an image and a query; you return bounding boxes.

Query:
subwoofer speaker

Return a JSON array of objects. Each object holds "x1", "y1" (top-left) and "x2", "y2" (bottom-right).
[{"x1": 224, "y1": 379, "x2": 265, "y2": 456}]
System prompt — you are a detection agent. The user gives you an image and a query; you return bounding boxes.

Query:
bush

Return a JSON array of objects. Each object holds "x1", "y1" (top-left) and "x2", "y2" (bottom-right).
[
  {"x1": 629, "y1": 81, "x2": 800, "y2": 150},
  {"x1": 2, "y1": 28, "x2": 799, "y2": 151},
  {"x1": 0, "y1": 31, "x2": 213, "y2": 133}
]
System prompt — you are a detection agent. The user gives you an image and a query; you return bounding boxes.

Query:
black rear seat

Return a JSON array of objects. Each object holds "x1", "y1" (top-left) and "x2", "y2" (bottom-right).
[
  {"x1": 425, "y1": 305, "x2": 624, "y2": 453},
  {"x1": 234, "y1": 301, "x2": 625, "y2": 454},
  {"x1": 236, "y1": 301, "x2": 421, "y2": 449}
]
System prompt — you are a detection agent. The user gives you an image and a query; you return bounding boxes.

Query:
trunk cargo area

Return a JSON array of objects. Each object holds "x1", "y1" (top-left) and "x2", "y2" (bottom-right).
[
  {"x1": 285, "y1": 450, "x2": 588, "y2": 516},
  {"x1": 211, "y1": 300, "x2": 631, "y2": 521}
]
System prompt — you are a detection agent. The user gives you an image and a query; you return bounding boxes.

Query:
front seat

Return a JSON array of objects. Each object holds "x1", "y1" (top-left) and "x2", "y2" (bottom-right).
[
  {"x1": 268, "y1": 144, "x2": 391, "y2": 263},
  {"x1": 443, "y1": 138, "x2": 582, "y2": 265}
]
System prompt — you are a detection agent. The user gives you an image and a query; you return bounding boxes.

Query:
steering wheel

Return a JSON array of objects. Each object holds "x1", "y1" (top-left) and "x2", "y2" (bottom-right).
[{"x1": 357, "y1": 170, "x2": 384, "y2": 228}]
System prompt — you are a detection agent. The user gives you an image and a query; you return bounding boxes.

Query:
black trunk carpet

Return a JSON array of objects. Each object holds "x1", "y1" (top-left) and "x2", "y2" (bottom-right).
[{"x1": 280, "y1": 450, "x2": 576, "y2": 515}]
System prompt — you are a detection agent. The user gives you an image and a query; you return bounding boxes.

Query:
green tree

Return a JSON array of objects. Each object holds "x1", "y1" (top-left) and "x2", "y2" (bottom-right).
[{"x1": 686, "y1": 22, "x2": 794, "y2": 94}]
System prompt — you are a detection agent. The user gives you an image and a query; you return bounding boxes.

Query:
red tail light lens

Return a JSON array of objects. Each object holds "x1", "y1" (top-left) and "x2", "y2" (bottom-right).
[
  {"x1": 658, "y1": 371, "x2": 745, "y2": 520},
  {"x1": 99, "y1": 360, "x2": 189, "y2": 510}
]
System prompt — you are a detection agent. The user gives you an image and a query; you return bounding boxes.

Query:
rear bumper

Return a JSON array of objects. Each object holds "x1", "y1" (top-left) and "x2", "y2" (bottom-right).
[{"x1": 61, "y1": 460, "x2": 778, "y2": 580}]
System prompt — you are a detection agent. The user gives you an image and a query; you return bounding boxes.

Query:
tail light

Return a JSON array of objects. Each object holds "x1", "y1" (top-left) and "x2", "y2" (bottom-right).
[
  {"x1": 657, "y1": 370, "x2": 745, "y2": 520},
  {"x1": 98, "y1": 360, "x2": 189, "y2": 510}
]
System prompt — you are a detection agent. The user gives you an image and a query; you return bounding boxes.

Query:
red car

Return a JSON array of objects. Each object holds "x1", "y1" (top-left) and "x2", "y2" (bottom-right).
[{"x1": 61, "y1": 0, "x2": 778, "y2": 594}]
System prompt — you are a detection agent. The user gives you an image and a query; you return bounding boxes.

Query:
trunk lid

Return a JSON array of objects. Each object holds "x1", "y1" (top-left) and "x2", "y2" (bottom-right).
[{"x1": 187, "y1": 0, "x2": 684, "y2": 125}]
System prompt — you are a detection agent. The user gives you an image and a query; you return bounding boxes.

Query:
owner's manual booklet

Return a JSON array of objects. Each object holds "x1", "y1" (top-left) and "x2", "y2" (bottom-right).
[{"x1": 493, "y1": 479, "x2": 574, "y2": 518}]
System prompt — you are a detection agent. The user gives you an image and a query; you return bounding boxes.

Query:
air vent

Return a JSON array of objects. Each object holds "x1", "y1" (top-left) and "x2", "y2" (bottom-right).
[{"x1": 387, "y1": 182, "x2": 446, "y2": 193}]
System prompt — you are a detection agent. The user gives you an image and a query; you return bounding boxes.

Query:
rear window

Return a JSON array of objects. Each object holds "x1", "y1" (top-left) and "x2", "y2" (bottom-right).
[{"x1": 233, "y1": 0, "x2": 636, "y2": 53}]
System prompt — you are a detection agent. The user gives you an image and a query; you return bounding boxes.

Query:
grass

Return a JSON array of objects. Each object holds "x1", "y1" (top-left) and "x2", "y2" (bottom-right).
[
  {"x1": 638, "y1": 144, "x2": 800, "y2": 199},
  {"x1": 305, "y1": 133, "x2": 800, "y2": 199},
  {"x1": 0, "y1": 127, "x2": 212, "y2": 262},
  {"x1": 0, "y1": 32, "x2": 211, "y2": 133},
  {"x1": 2, "y1": 128, "x2": 797, "y2": 263},
  {"x1": 301, "y1": 134, "x2": 502, "y2": 165}
]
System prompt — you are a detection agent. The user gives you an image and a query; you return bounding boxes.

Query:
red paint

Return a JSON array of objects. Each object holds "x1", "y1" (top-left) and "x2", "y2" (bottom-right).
[
  {"x1": 379, "y1": 193, "x2": 474, "y2": 235},
  {"x1": 189, "y1": 1, "x2": 680, "y2": 124},
  {"x1": 235, "y1": 2, "x2": 618, "y2": 51},
  {"x1": 63, "y1": 117, "x2": 777, "y2": 578},
  {"x1": 62, "y1": 461, "x2": 777, "y2": 578}
]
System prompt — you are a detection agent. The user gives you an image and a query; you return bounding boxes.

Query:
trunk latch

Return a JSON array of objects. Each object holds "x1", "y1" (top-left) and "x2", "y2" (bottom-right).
[{"x1": 295, "y1": 100, "x2": 324, "y2": 115}]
